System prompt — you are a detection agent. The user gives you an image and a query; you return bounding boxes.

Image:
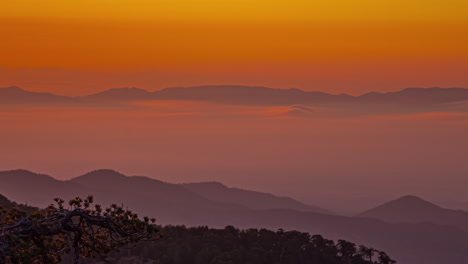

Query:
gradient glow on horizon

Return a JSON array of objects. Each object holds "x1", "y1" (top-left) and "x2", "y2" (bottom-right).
[{"x1": 1, "y1": 0, "x2": 468, "y2": 94}]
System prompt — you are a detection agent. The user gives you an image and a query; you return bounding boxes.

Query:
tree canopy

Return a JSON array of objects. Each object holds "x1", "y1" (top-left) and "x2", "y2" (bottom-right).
[
  {"x1": 109, "y1": 225, "x2": 396, "y2": 264},
  {"x1": 0, "y1": 196, "x2": 159, "y2": 264},
  {"x1": 1, "y1": 195, "x2": 396, "y2": 264}
]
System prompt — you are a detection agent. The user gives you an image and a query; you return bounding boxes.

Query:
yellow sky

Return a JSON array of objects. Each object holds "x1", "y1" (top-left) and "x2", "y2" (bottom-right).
[{"x1": 3, "y1": 0, "x2": 468, "y2": 22}]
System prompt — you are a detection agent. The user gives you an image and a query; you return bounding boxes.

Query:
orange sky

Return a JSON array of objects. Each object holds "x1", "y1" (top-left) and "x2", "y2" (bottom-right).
[{"x1": 1, "y1": 0, "x2": 468, "y2": 94}]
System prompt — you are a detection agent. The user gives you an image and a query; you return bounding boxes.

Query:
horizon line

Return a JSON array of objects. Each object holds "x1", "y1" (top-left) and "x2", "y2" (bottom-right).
[{"x1": 2, "y1": 85, "x2": 467, "y2": 98}]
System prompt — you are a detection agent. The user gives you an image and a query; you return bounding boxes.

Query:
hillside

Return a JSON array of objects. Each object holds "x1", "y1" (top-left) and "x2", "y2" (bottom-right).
[
  {"x1": 68, "y1": 169, "x2": 247, "y2": 225},
  {"x1": 359, "y1": 195, "x2": 468, "y2": 231},
  {"x1": 3, "y1": 86, "x2": 468, "y2": 106},
  {"x1": 2, "y1": 169, "x2": 468, "y2": 264},
  {"x1": 0, "y1": 169, "x2": 90, "y2": 206},
  {"x1": 180, "y1": 182, "x2": 330, "y2": 214},
  {"x1": 0, "y1": 86, "x2": 74, "y2": 104},
  {"x1": 0, "y1": 193, "x2": 38, "y2": 214},
  {"x1": 90, "y1": 226, "x2": 395, "y2": 264}
]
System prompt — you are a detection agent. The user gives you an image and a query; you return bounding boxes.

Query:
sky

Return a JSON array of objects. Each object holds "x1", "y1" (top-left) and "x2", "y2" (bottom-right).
[{"x1": 1, "y1": 0, "x2": 468, "y2": 95}]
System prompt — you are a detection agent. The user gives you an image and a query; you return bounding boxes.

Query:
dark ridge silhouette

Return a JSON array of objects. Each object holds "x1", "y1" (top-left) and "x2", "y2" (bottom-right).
[
  {"x1": 0, "y1": 193, "x2": 12, "y2": 207},
  {"x1": 68, "y1": 169, "x2": 253, "y2": 226},
  {"x1": 3, "y1": 86, "x2": 468, "y2": 106},
  {"x1": 181, "y1": 181, "x2": 330, "y2": 214},
  {"x1": 0, "y1": 86, "x2": 74, "y2": 104},
  {"x1": 358, "y1": 195, "x2": 468, "y2": 231},
  {"x1": 0, "y1": 169, "x2": 90, "y2": 206},
  {"x1": 2, "y1": 169, "x2": 468, "y2": 264},
  {"x1": 358, "y1": 87, "x2": 468, "y2": 104},
  {"x1": 0, "y1": 193, "x2": 38, "y2": 214},
  {"x1": 152, "y1": 85, "x2": 354, "y2": 105}
]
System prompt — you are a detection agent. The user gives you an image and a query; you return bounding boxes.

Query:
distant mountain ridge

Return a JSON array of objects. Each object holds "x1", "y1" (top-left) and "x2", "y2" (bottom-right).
[
  {"x1": 181, "y1": 181, "x2": 331, "y2": 214},
  {"x1": 2, "y1": 169, "x2": 468, "y2": 264},
  {"x1": 2, "y1": 86, "x2": 468, "y2": 106},
  {"x1": 0, "y1": 169, "x2": 326, "y2": 221},
  {"x1": 0, "y1": 86, "x2": 74, "y2": 104},
  {"x1": 358, "y1": 195, "x2": 468, "y2": 231},
  {"x1": 0, "y1": 169, "x2": 90, "y2": 206}
]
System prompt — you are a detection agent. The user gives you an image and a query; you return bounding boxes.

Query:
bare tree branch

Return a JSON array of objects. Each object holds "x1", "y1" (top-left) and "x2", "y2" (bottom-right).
[{"x1": 0, "y1": 196, "x2": 159, "y2": 264}]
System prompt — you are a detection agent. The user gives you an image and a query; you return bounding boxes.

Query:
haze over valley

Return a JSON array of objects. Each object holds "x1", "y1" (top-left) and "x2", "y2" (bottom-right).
[
  {"x1": 2, "y1": 169, "x2": 468, "y2": 264},
  {"x1": 1, "y1": 86, "x2": 468, "y2": 213},
  {"x1": 2, "y1": 1, "x2": 468, "y2": 263}
]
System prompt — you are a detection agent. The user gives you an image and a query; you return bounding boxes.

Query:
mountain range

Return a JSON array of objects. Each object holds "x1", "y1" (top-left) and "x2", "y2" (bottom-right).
[
  {"x1": 2, "y1": 169, "x2": 468, "y2": 264},
  {"x1": 0, "y1": 86, "x2": 74, "y2": 104},
  {"x1": 180, "y1": 181, "x2": 330, "y2": 214},
  {"x1": 359, "y1": 195, "x2": 468, "y2": 231},
  {"x1": 0, "y1": 192, "x2": 37, "y2": 214},
  {"x1": 2, "y1": 86, "x2": 468, "y2": 106}
]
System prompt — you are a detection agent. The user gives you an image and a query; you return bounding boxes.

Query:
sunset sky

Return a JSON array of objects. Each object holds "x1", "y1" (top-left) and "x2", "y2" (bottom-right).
[
  {"x1": 1, "y1": 0, "x2": 468, "y2": 95},
  {"x1": 3, "y1": 3, "x2": 468, "y2": 261}
]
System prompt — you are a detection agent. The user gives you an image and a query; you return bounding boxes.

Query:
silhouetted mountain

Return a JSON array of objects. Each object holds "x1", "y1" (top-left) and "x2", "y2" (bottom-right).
[
  {"x1": 73, "y1": 86, "x2": 468, "y2": 106},
  {"x1": 0, "y1": 86, "x2": 74, "y2": 104},
  {"x1": 4, "y1": 86, "x2": 468, "y2": 107},
  {"x1": 2, "y1": 169, "x2": 468, "y2": 264},
  {"x1": 151, "y1": 85, "x2": 354, "y2": 105},
  {"x1": 0, "y1": 193, "x2": 19, "y2": 208},
  {"x1": 69, "y1": 169, "x2": 253, "y2": 225},
  {"x1": 180, "y1": 181, "x2": 330, "y2": 214},
  {"x1": 0, "y1": 193, "x2": 38, "y2": 214},
  {"x1": 0, "y1": 194, "x2": 10, "y2": 207},
  {"x1": 0, "y1": 169, "x2": 89, "y2": 206},
  {"x1": 358, "y1": 87, "x2": 468, "y2": 105},
  {"x1": 358, "y1": 195, "x2": 468, "y2": 231}
]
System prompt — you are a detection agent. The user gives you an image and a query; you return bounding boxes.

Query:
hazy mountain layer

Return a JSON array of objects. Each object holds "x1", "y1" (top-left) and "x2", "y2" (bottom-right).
[
  {"x1": 2, "y1": 86, "x2": 468, "y2": 106},
  {"x1": 2, "y1": 169, "x2": 468, "y2": 264},
  {"x1": 181, "y1": 182, "x2": 331, "y2": 214},
  {"x1": 359, "y1": 195, "x2": 468, "y2": 231}
]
